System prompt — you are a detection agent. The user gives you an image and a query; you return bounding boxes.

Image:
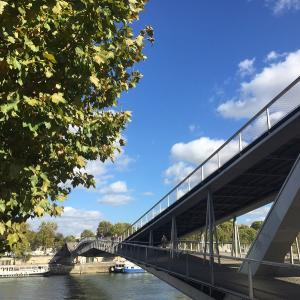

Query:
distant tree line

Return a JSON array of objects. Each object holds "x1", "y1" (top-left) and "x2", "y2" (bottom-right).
[
  {"x1": 3, "y1": 219, "x2": 267, "y2": 259},
  {"x1": 2, "y1": 220, "x2": 131, "y2": 259},
  {"x1": 187, "y1": 220, "x2": 264, "y2": 244}
]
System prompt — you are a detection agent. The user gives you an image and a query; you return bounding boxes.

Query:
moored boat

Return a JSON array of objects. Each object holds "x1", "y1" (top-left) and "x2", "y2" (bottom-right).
[
  {"x1": 109, "y1": 261, "x2": 145, "y2": 273},
  {"x1": 0, "y1": 264, "x2": 50, "y2": 278}
]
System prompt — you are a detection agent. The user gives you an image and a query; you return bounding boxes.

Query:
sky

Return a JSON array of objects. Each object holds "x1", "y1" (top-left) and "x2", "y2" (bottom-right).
[{"x1": 31, "y1": 0, "x2": 300, "y2": 236}]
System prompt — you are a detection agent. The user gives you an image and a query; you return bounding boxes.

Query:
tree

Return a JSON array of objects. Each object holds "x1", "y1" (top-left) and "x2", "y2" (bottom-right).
[
  {"x1": 80, "y1": 229, "x2": 95, "y2": 239},
  {"x1": 0, "y1": 1, "x2": 153, "y2": 250},
  {"x1": 250, "y1": 221, "x2": 263, "y2": 231},
  {"x1": 217, "y1": 221, "x2": 233, "y2": 244},
  {"x1": 35, "y1": 221, "x2": 58, "y2": 251},
  {"x1": 11, "y1": 223, "x2": 32, "y2": 258},
  {"x1": 97, "y1": 221, "x2": 114, "y2": 237},
  {"x1": 239, "y1": 225, "x2": 256, "y2": 244},
  {"x1": 112, "y1": 222, "x2": 131, "y2": 236},
  {"x1": 54, "y1": 232, "x2": 65, "y2": 250},
  {"x1": 64, "y1": 235, "x2": 76, "y2": 243}
]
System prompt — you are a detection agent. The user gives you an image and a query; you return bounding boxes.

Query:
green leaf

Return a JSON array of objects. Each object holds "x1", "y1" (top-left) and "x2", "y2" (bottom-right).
[
  {"x1": 7, "y1": 36, "x2": 15, "y2": 44},
  {"x1": 7, "y1": 233, "x2": 19, "y2": 247},
  {"x1": 24, "y1": 36, "x2": 39, "y2": 52},
  {"x1": 43, "y1": 52, "x2": 57, "y2": 63},
  {"x1": 0, "y1": 201, "x2": 5, "y2": 213}
]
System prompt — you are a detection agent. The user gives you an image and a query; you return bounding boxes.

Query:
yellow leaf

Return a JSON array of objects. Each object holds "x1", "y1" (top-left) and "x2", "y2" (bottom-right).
[
  {"x1": 0, "y1": 222, "x2": 5, "y2": 235},
  {"x1": 56, "y1": 194, "x2": 67, "y2": 202},
  {"x1": 136, "y1": 35, "x2": 144, "y2": 46},
  {"x1": 52, "y1": 2, "x2": 62, "y2": 14},
  {"x1": 24, "y1": 97, "x2": 39, "y2": 107},
  {"x1": 34, "y1": 206, "x2": 44, "y2": 216},
  {"x1": 51, "y1": 92, "x2": 66, "y2": 104},
  {"x1": 90, "y1": 74, "x2": 100, "y2": 87},
  {"x1": 43, "y1": 51, "x2": 57, "y2": 63},
  {"x1": 93, "y1": 54, "x2": 105, "y2": 65},
  {"x1": 0, "y1": 1, "x2": 8, "y2": 15},
  {"x1": 41, "y1": 180, "x2": 50, "y2": 192},
  {"x1": 77, "y1": 155, "x2": 86, "y2": 167}
]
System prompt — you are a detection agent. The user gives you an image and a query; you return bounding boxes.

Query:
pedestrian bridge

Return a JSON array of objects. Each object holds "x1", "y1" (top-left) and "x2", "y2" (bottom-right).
[{"x1": 66, "y1": 77, "x2": 300, "y2": 299}]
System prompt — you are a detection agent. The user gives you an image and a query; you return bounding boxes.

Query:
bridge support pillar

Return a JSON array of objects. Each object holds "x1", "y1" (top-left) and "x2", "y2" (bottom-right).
[
  {"x1": 231, "y1": 217, "x2": 241, "y2": 258},
  {"x1": 204, "y1": 190, "x2": 220, "y2": 286},
  {"x1": 149, "y1": 230, "x2": 153, "y2": 246},
  {"x1": 171, "y1": 216, "x2": 177, "y2": 259}
]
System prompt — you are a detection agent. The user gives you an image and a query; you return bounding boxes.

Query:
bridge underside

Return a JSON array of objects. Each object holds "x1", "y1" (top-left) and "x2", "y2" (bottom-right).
[{"x1": 127, "y1": 110, "x2": 300, "y2": 245}]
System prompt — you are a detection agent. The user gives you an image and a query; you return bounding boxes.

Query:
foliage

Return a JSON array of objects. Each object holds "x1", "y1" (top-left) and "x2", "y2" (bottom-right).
[
  {"x1": 10, "y1": 223, "x2": 31, "y2": 257},
  {"x1": 97, "y1": 220, "x2": 114, "y2": 237},
  {"x1": 96, "y1": 220, "x2": 130, "y2": 237},
  {"x1": 35, "y1": 221, "x2": 57, "y2": 251},
  {"x1": 54, "y1": 232, "x2": 65, "y2": 250},
  {"x1": 217, "y1": 221, "x2": 233, "y2": 244},
  {"x1": 238, "y1": 225, "x2": 257, "y2": 244},
  {"x1": 80, "y1": 229, "x2": 95, "y2": 239},
  {"x1": 111, "y1": 222, "x2": 131, "y2": 236},
  {"x1": 64, "y1": 235, "x2": 77, "y2": 243},
  {"x1": 184, "y1": 219, "x2": 263, "y2": 246},
  {"x1": 0, "y1": 0, "x2": 153, "y2": 250},
  {"x1": 250, "y1": 221, "x2": 263, "y2": 231}
]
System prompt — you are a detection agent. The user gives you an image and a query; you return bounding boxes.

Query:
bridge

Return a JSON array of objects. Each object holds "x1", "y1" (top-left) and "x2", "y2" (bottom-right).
[{"x1": 59, "y1": 76, "x2": 300, "y2": 299}]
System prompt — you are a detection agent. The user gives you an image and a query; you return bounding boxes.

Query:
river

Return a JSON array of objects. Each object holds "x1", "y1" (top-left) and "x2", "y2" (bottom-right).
[{"x1": 0, "y1": 273, "x2": 191, "y2": 300}]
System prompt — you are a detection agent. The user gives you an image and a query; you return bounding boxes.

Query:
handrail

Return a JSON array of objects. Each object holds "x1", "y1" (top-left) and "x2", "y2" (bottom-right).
[
  {"x1": 119, "y1": 241, "x2": 300, "y2": 270},
  {"x1": 121, "y1": 75, "x2": 300, "y2": 240}
]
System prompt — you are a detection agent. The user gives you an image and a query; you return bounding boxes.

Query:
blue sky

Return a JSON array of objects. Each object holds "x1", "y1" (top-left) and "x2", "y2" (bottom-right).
[{"x1": 31, "y1": 0, "x2": 300, "y2": 235}]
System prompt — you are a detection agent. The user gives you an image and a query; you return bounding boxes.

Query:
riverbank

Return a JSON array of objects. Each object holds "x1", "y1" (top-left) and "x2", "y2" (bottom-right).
[{"x1": 50, "y1": 261, "x2": 115, "y2": 275}]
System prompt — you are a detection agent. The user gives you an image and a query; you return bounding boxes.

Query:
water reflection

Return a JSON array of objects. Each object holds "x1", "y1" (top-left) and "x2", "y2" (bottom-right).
[{"x1": 0, "y1": 273, "x2": 190, "y2": 300}]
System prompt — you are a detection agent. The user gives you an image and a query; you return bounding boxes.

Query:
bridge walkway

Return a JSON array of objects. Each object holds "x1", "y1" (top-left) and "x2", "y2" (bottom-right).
[{"x1": 117, "y1": 243, "x2": 300, "y2": 300}]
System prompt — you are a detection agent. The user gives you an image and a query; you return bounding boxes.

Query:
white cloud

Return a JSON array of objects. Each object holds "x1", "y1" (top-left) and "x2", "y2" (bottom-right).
[
  {"x1": 164, "y1": 161, "x2": 194, "y2": 185},
  {"x1": 98, "y1": 194, "x2": 133, "y2": 206},
  {"x1": 165, "y1": 136, "x2": 243, "y2": 185},
  {"x1": 29, "y1": 206, "x2": 103, "y2": 237},
  {"x1": 266, "y1": 0, "x2": 300, "y2": 13},
  {"x1": 217, "y1": 49, "x2": 300, "y2": 119},
  {"x1": 114, "y1": 153, "x2": 135, "y2": 171},
  {"x1": 85, "y1": 159, "x2": 107, "y2": 177},
  {"x1": 76, "y1": 149, "x2": 134, "y2": 191},
  {"x1": 238, "y1": 58, "x2": 255, "y2": 77},
  {"x1": 99, "y1": 180, "x2": 128, "y2": 194},
  {"x1": 142, "y1": 192, "x2": 154, "y2": 197},
  {"x1": 171, "y1": 137, "x2": 224, "y2": 165},
  {"x1": 265, "y1": 50, "x2": 287, "y2": 62}
]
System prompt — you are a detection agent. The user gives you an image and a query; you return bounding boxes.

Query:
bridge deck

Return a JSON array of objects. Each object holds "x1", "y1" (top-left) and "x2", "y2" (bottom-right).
[{"x1": 121, "y1": 245, "x2": 300, "y2": 299}]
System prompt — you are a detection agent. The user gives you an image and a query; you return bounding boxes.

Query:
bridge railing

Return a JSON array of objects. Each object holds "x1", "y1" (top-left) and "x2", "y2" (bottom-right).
[
  {"x1": 121, "y1": 76, "x2": 300, "y2": 240},
  {"x1": 115, "y1": 241, "x2": 300, "y2": 299}
]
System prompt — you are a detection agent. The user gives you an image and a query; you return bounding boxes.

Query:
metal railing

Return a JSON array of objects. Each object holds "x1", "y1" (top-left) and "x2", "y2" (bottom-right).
[
  {"x1": 120, "y1": 76, "x2": 300, "y2": 241},
  {"x1": 115, "y1": 242, "x2": 300, "y2": 300},
  {"x1": 72, "y1": 239, "x2": 300, "y2": 299}
]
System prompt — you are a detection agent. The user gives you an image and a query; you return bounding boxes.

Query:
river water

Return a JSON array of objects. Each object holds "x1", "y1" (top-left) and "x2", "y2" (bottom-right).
[{"x1": 0, "y1": 273, "x2": 191, "y2": 300}]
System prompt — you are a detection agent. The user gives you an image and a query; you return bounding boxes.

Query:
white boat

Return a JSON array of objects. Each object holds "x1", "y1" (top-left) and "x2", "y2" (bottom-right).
[
  {"x1": 0, "y1": 264, "x2": 50, "y2": 278},
  {"x1": 110, "y1": 261, "x2": 145, "y2": 273}
]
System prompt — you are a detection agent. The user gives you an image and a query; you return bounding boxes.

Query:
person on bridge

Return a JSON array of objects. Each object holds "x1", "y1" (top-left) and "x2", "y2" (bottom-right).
[{"x1": 161, "y1": 234, "x2": 168, "y2": 248}]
